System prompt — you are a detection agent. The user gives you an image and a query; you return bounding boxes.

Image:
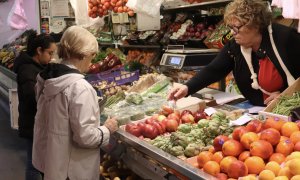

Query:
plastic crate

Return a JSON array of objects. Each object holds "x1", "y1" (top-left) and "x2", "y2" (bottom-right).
[{"x1": 86, "y1": 67, "x2": 140, "y2": 96}]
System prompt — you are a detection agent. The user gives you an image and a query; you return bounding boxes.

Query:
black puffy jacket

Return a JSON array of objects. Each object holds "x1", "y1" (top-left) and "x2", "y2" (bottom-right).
[{"x1": 13, "y1": 51, "x2": 45, "y2": 139}]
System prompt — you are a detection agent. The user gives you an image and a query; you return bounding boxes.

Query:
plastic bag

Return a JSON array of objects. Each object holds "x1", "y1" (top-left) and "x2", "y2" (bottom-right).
[
  {"x1": 126, "y1": 0, "x2": 164, "y2": 17},
  {"x1": 7, "y1": 0, "x2": 28, "y2": 30}
]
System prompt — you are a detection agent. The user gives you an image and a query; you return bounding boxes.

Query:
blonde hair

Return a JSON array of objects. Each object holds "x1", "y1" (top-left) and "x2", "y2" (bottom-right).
[
  {"x1": 58, "y1": 26, "x2": 98, "y2": 60},
  {"x1": 224, "y1": 0, "x2": 272, "y2": 32}
]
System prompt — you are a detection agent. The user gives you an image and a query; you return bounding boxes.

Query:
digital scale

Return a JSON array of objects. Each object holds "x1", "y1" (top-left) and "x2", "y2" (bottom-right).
[{"x1": 160, "y1": 47, "x2": 220, "y2": 70}]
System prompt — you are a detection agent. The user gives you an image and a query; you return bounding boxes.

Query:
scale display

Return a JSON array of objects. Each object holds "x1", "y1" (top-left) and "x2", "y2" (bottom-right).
[
  {"x1": 160, "y1": 53, "x2": 186, "y2": 69},
  {"x1": 167, "y1": 56, "x2": 183, "y2": 65}
]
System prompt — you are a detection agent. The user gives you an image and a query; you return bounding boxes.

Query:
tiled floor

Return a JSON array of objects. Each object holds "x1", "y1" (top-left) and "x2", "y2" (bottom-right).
[{"x1": 0, "y1": 94, "x2": 26, "y2": 180}]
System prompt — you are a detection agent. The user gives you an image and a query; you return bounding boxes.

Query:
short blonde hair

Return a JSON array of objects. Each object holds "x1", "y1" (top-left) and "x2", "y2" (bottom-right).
[
  {"x1": 58, "y1": 26, "x2": 98, "y2": 60},
  {"x1": 224, "y1": 0, "x2": 272, "y2": 32}
]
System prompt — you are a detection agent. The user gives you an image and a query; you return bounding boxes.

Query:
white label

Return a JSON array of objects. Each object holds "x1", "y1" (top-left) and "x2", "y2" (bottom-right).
[
  {"x1": 204, "y1": 107, "x2": 217, "y2": 116},
  {"x1": 229, "y1": 114, "x2": 253, "y2": 126}
]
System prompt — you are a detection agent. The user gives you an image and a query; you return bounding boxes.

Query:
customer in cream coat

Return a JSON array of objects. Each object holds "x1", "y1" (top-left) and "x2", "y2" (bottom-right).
[{"x1": 32, "y1": 26, "x2": 118, "y2": 180}]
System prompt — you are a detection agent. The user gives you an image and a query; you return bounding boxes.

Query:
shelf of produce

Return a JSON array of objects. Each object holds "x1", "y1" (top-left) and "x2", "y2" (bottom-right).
[
  {"x1": 162, "y1": 0, "x2": 231, "y2": 10},
  {"x1": 99, "y1": 42, "x2": 162, "y2": 49},
  {"x1": 114, "y1": 129, "x2": 215, "y2": 180}
]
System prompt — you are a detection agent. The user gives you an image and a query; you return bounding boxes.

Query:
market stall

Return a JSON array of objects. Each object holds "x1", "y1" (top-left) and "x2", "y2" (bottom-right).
[{"x1": 1, "y1": 0, "x2": 300, "y2": 180}]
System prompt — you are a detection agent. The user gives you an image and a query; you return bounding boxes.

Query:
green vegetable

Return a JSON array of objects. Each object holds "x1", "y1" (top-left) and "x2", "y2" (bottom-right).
[
  {"x1": 197, "y1": 119, "x2": 210, "y2": 128},
  {"x1": 184, "y1": 143, "x2": 203, "y2": 157},
  {"x1": 272, "y1": 91, "x2": 300, "y2": 116},
  {"x1": 177, "y1": 124, "x2": 192, "y2": 134},
  {"x1": 125, "y1": 93, "x2": 143, "y2": 105}
]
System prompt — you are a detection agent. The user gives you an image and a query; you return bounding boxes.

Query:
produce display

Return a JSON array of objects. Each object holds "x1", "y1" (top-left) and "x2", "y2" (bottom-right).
[
  {"x1": 186, "y1": 118, "x2": 300, "y2": 179},
  {"x1": 124, "y1": 106, "x2": 237, "y2": 158},
  {"x1": 88, "y1": 0, "x2": 134, "y2": 18},
  {"x1": 0, "y1": 30, "x2": 33, "y2": 70},
  {"x1": 272, "y1": 91, "x2": 300, "y2": 116},
  {"x1": 126, "y1": 49, "x2": 158, "y2": 67}
]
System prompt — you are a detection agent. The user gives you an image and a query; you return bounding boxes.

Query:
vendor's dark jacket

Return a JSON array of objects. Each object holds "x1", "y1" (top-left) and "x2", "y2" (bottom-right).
[
  {"x1": 186, "y1": 23, "x2": 300, "y2": 106},
  {"x1": 13, "y1": 51, "x2": 45, "y2": 139}
]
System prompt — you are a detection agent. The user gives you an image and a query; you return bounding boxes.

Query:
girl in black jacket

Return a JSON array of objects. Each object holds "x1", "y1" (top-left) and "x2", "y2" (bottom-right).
[{"x1": 13, "y1": 31, "x2": 56, "y2": 180}]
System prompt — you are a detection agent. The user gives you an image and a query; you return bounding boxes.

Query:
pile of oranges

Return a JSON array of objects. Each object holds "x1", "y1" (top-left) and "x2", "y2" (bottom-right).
[{"x1": 193, "y1": 118, "x2": 300, "y2": 180}]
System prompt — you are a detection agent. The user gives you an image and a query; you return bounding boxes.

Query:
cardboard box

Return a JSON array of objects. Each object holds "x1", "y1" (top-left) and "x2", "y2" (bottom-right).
[{"x1": 259, "y1": 77, "x2": 300, "y2": 121}]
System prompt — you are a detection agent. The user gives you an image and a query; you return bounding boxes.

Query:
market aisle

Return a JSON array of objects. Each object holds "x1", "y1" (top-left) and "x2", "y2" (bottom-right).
[{"x1": 0, "y1": 94, "x2": 26, "y2": 180}]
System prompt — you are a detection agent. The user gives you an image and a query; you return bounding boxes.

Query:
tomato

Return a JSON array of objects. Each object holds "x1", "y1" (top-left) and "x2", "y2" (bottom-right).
[
  {"x1": 143, "y1": 124, "x2": 158, "y2": 139},
  {"x1": 145, "y1": 118, "x2": 154, "y2": 124},
  {"x1": 158, "y1": 122, "x2": 166, "y2": 133},
  {"x1": 137, "y1": 122, "x2": 146, "y2": 130},
  {"x1": 151, "y1": 121, "x2": 164, "y2": 135},
  {"x1": 125, "y1": 124, "x2": 142, "y2": 137}
]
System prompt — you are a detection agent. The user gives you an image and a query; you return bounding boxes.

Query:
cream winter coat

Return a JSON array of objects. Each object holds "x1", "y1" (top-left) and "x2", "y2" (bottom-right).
[{"x1": 32, "y1": 64, "x2": 110, "y2": 180}]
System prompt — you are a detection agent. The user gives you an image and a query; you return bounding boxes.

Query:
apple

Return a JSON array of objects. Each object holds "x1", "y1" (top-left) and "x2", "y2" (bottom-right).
[
  {"x1": 162, "y1": 105, "x2": 174, "y2": 116},
  {"x1": 193, "y1": 110, "x2": 207, "y2": 123},
  {"x1": 181, "y1": 114, "x2": 195, "y2": 124},
  {"x1": 168, "y1": 113, "x2": 180, "y2": 123},
  {"x1": 166, "y1": 119, "x2": 179, "y2": 132},
  {"x1": 181, "y1": 110, "x2": 193, "y2": 117},
  {"x1": 157, "y1": 115, "x2": 167, "y2": 122}
]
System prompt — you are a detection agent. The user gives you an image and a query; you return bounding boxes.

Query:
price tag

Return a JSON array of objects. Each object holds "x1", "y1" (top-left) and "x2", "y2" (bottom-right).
[
  {"x1": 120, "y1": 13, "x2": 129, "y2": 23},
  {"x1": 204, "y1": 107, "x2": 217, "y2": 116},
  {"x1": 229, "y1": 114, "x2": 253, "y2": 126},
  {"x1": 111, "y1": 13, "x2": 120, "y2": 23}
]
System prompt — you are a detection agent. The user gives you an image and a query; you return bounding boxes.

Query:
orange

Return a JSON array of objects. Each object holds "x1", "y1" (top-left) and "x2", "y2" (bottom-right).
[
  {"x1": 209, "y1": 146, "x2": 216, "y2": 154},
  {"x1": 259, "y1": 169, "x2": 276, "y2": 180},
  {"x1": 281, "y1": 122, "x2": 299, "y2": 137},
  {"x1": 291, "y1": 175, "x2": 300, "y2": 180},
  {"x1": 222, "y1": 139, "x2": 244, "y2": 157},
  {"x1": 260, "y1": 128, "x2": 281, "y2": 145},
  {"x1": 278, "y1": 167, "x2": 293, "y2": 179},
  {"x1": 250, "y1": 140, "x2": 273, "y2": 159},
  {"x1": 197, "y1": 151, "x2": 213, "y2": 168},
  {"x1": 244, "y1": 156, "x2": 265, "y2": 174},
  {"x1": 276, "y1": 139, "x2": 294, "y2": 156},
  {"x1": 274, "y1": 176, "x2": 289, "y2": 180},
  {"x1": 263, "y1": 117, "x2": 285, "y2": 131},
  {"x1": 241, "y1": 175, "x2": 256, "y2": 180},
  {"x1": 286, "y1": 152, "x2": 300, "y2": 161},
  {"x1": 212, "y1": 151, "x2": 224, "y2": 164},
  {"x1": 289, "y1": 159, "x2": 300, "y2": 175},
  {"x1": 220, "y1": 156, "x2": 237, "y2": 173},
  {"x1": 280, "y1": 136, "x2": 289, "y2": 142},
  {"x1": 265, "y1": 161, "x2": 281, "y2": 176},
  {"x1": 290, "y1": 131, "x2": 300, "y2": 145},
  {"x1": 269, "y1": 153, "x2": 286, "y2": 165},
  {"x1": 240, "y1": 132, "x2": 259, "y2": 149},
  {"x1": 239, "y1": 151, "x2": 251, "y2": 162},
  {"x1": 215, "y1": 173, "x2": 228, "y2": 180},
  {"x1": 203, "y1": 161, "x2": 220, "y2": 176}
]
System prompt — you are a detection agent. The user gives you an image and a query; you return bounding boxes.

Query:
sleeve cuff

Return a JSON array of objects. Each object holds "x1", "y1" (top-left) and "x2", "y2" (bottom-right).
[{"x1": 99, "y1": 126, "x2": 110, "y2": 147}]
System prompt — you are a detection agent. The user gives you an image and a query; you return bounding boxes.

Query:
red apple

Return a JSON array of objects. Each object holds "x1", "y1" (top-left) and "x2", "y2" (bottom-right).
[
  {"x1": 168, "y1": 113, "x2": 180, "y2": 123},
  {"x1": 181, "y1": 114, "x2": 195, "y2": 124},
  {"x1": 181, "y1": 110, "x2": 193, "y2": 117},
  {"x1": 166, "y1": 119, "x2": 179, "y2": 132},
  {"x1": 193, "y1": 110, "x2": 207, "y2": 123}
]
